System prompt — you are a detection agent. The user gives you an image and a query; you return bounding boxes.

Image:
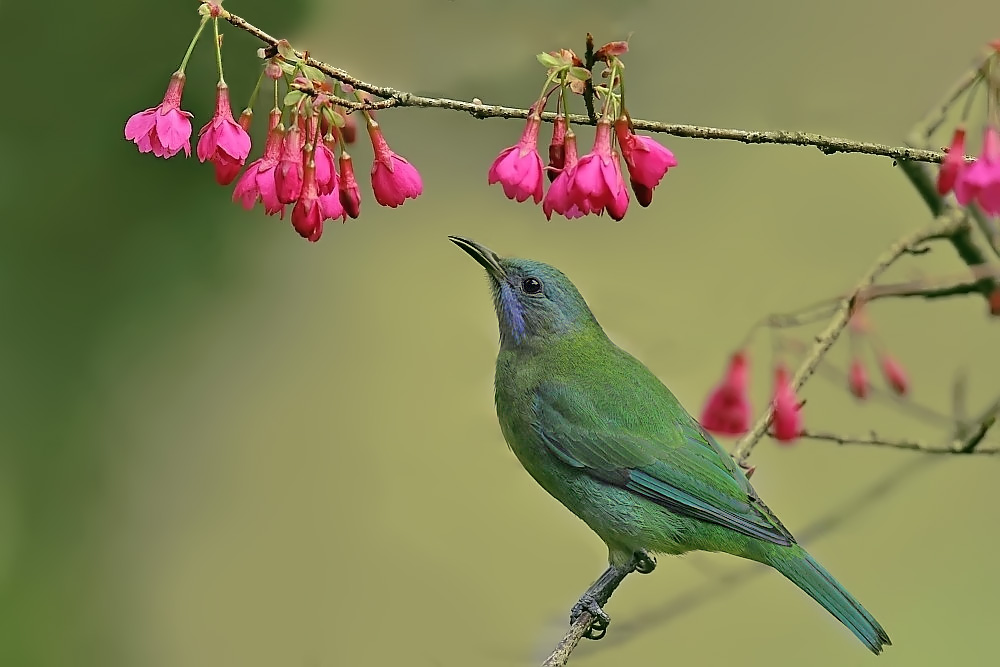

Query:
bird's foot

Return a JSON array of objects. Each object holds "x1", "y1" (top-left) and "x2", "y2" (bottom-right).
[
  {"x1": 634, "y1": 550, "x2": 656, "y2": 574},
  {"x1": 570, "y1": 593, "x2": 611, "y2": 640}
]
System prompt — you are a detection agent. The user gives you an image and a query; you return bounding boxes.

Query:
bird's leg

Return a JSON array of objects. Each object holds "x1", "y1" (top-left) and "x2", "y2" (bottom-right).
[
  {"x1": 569, "y1": 565, "x2": 619, "y2": 640},
  {"x1": 569, "y1": 551, "x2": 649, "y2": 641}
]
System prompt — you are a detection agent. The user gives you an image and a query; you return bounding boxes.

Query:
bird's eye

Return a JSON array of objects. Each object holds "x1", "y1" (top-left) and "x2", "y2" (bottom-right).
[{"x1": 522, "y1": 277, "x2": 543, "y2": 295}]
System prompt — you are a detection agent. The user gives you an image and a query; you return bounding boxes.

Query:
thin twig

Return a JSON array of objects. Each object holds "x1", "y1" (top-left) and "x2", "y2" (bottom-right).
[
  {"x1": 217, "y1": 7, "x2": 953, "y2": 164},
  {"x1": 799, "y1": 429, "x2": 1000, "y2": 455}
]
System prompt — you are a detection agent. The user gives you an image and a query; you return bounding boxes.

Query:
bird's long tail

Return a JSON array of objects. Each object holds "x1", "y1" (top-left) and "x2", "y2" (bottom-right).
[{"x1": 768, "y1": 546, "x2": 891, "y2": 654}]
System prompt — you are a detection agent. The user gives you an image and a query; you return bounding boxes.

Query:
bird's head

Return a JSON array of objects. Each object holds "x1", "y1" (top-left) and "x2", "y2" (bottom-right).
[{"x1": 449, "y1": 236, "x2": 600, "y2": 348}]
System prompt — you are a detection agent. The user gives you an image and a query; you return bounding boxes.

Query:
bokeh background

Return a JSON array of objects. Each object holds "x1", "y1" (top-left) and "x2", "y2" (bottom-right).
[{"x1": 2, "y1": 1, "x2": 999, "y2": 665}]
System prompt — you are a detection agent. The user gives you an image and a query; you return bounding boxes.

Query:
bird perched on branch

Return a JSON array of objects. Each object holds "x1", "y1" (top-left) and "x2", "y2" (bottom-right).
[{"x1": 449, "y1": 236, "x2": 890, "y2": 654}]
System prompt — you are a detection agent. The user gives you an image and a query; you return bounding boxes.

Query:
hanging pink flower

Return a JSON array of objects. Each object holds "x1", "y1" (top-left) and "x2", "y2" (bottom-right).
[
  {"x1": 700, "y1": 351, "x2": 752, "y2": 436},
  {"x1": 197, "y1": 83, "x2": 252, "y2": 185},
  {"x1": 569, "y1": 119, "x2": 629, "y2": 220},
  {"x1": 368, "y1": 122, "x2": 423, "y2": 207},
  {"x1": 488, "y1": 113, "x2": 545, "y2": 203},
  {"x1": 937, "y1": 127, "x2": 966, "y2": 196},
  {"x1": 233, "y1": 111, "x2": 284, "y2": 215},
  {"x1": 771, "y1": 364, "x2": 802, "y2": 444},
  {"x1": 124, "y1": 72, "x2": 194, "y2": 159}
]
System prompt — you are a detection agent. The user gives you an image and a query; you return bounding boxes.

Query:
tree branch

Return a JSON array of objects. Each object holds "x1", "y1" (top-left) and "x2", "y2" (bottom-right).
[
  {"x1": 730, "y1": 210, "x2": 970, "y2": 464},
  {"x1": 215, "y1": 6, "x2": 952, "y2": 164}
]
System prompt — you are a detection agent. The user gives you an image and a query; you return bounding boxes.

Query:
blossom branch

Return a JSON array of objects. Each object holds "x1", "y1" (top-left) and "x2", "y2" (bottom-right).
[
  {"x1": 730, "y1": 210, "x2": 970, "y2": 465},
  {"x1": 216, "y1": 6, "x2": 953, "y2": 165}
]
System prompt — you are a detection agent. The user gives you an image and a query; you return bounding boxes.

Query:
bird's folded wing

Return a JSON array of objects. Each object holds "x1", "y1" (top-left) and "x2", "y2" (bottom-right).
[{"x1": 532, "y1": 382, "x2": 793, "y2": 546}]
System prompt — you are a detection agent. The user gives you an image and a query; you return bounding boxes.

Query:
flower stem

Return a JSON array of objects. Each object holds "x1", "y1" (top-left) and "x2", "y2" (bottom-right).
[
  {"x1": 213, "y1": 17, "x2": 226, "y2": 84},
  {"x1": 246, "y1": 67, "x2": 266, "y2": 110},
  {"x1": 177, "y1": 15, "x2": 210, "y2": 74}
]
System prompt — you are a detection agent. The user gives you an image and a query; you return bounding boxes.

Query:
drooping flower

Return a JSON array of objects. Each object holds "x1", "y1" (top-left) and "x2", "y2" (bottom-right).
[
  {"x1": 700, "y1": 351, "x2": 752, "y2": 436},
  {"x1": 233, "y1": 111, "x2": 284, "y2": 214},
  {"x1": 338, "y1": 152, "x2": 362, "y2": 219},
  {"x1": 879, "y1": 355, "x2": 909, "y2": 396},
  {"x1": 848, "y1": 358, "x2": 870, "y2": 400},
  {"x1": 570, "y1": 119, "x2": 629, "y2": 220},
  {"x1": 197, "y1": 83, "x2": 253, "y2": 185},
  {"x1": 274, "y1": 124, "x2": 305, "y2": 205},
  {"x1": 488, "y1": 113, "x2": 545, "y2": 203},
  {"x1": 955, "y1": 126, "x2": 1000, "y2": 215},
  {"x1": 771, "y1": 364, "x2": 802, "y2": 443},
  {"x1": 543, "y1": 131, "x2": 587, "y2": 220},
  {"x1": 124, "y1": 72, "x2": 194, "y2": 159},
  {"x1": 314, "y1": 138, "x2": 338, "y2": 196},
  {"x1": 937, "y1": 127, "x2": 966, "y2": 196},
  {"x1": 615, "y1": 117, "x2": 677, "y2": 206},
  {"x1": 368, "y1": 122, "x2": 423, "y2": 207},
  {"x1": 291, "y1": 160, "x2": 324, "y2": 242},
  {"x1": 547, "y1": 115, "x2": 568, "y2": 182}
]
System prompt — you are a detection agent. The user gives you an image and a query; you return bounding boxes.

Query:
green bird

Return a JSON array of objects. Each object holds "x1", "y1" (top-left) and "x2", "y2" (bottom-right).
[{"x1": 449, "y1": 236, "x2": 890, "y2": 654}]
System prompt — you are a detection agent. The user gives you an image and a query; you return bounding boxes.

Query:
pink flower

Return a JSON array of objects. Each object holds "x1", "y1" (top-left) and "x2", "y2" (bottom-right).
[
  {"x1": 547, "y1": 115, "x2": 568, "y2": 182},
  {"x1": 368, "y1": 123, "x2": 423, "y2": 207},
  {"x1": 233, "y1": 111, "x2": 284, "y2": 215},
  {"x1": 771, "y1": 364, "x2": 802, "y2": 444},
  {"x1": 274, "y1": 124, "x2": 305, "y2": 205},
  {"x1": 339, "y1": 152, "x2": 362, "y2": 219},
  {"x1": 197, "y1": 84, "x2": 253, "y2": 185},
  {"x1": 570, "y1": 120, "x2": 629, "y2": 220},
  {"x1": 314, "y1": 140, "x2": 338, "y2": 196},
  {"x1": 955, "y1": 126, "x2": 1000, "y2": 215},
  {"x1": 615, "y1": 117, "x2": 676, "y2": 207},
  {"x1": 488, "y1": 113, "x2": 545, "y2": 203},
  {"x1": 699, "y1": 351, "x2": 752, "y2": 436},
  {"x1": 879, "y1": 355, "x2": 908, "y2": 396},
  {"x1": 937, "y1": 127, "x2": 966, "y2": 196},
  {"x1": 291, "y1": 161, "x2": 324, "y2": 242},
  {"x1": 124, "y1": 72, "x2": 194, "y2": 158},
  {"x1": 848, "y1": 358, "x2": 870, "y2": 399},
  {"x1": 543, "y1": 132, "x2": 587, "y2": 220}
]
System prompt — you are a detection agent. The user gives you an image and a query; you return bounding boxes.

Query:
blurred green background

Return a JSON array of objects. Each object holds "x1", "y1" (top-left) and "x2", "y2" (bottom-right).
[{"x1": 2, "y1": 1, "x2": 999, "y2": 665}]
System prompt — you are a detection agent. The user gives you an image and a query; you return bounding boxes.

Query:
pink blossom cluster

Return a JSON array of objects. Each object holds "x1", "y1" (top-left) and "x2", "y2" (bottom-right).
[
  {"x1": 489, "y1": 115, "x2": 676, "y2": 221},
  {"x1": 487, "y1": 43, "x2": 675, "y2": 221},
  {"x1": 124, "y1": 16, "x2": 422, "y2": 244}
]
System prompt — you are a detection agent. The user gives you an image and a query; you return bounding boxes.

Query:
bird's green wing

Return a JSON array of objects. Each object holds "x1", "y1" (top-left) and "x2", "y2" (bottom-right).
[{"x1": 532, "y1": 382, "x2": 793, "y2": 546}]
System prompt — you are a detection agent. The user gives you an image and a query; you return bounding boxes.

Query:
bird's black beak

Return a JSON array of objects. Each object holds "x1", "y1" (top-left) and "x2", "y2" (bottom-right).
[{"x1": 448, "y1": 236, "x2": 506, "y2": 282}]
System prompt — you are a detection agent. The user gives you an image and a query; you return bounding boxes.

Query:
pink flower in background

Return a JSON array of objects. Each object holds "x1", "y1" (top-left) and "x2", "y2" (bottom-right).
[
  {"x1": 197, "y1": 84, "x2": 252, "y2": 185},
  {"x1": 543, "y1": 132, "x2": 587, "y2": 220},
  {"x1": 124, "y1": 72, "x2": 194, "y2": 158},
  {"x1": 615, "y1": 117, "x2": 676, "y2": 207},
  {"x1": 233, "y1": 111, "x2": 284, "y2": 215},
  {"x1": 848, "y1": 359, "x2": 870, "y2": 399},
  {"x1": 291, "y1": 161, "x2": 324, "y2": 242},
  {"x1": 274, "y1": 124, "x2": 305, "y2": 205},
  {"x1": 368, "y1": 123, "x2": 423, "y2": 207},
  {"x1": 488, "y1": 113, "x2": 545, "y2": 203},
  {"x1": 700, "y1": 351, "x2": 752, "y2": 436},
  {"x1": 338, "y1": 153, "x2": 362, "y2": 219},
  {"x1": 879, "y1": 355, "x2": 909, "y2": 396},
  {"x1": 937, "y1": 127, "x2": 966, "y2": 196},
  {"x1": 570, "y1": 120, "x2": 629, "y2": 219},
  {"x1": 771, "y1": 364, "x2": 802, "y2": 444},
  {"x1": 955, "y1": 126, "x2": 1000, "y2": 215}
]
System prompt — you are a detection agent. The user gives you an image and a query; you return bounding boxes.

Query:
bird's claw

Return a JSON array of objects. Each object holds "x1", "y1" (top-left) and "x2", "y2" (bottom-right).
[
  {"x1": 634, "y1": 550, "x2": 656, "y2": 574},
  {"x1": 570, "y1": 593, "x2": 611, "y2": 640}
]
